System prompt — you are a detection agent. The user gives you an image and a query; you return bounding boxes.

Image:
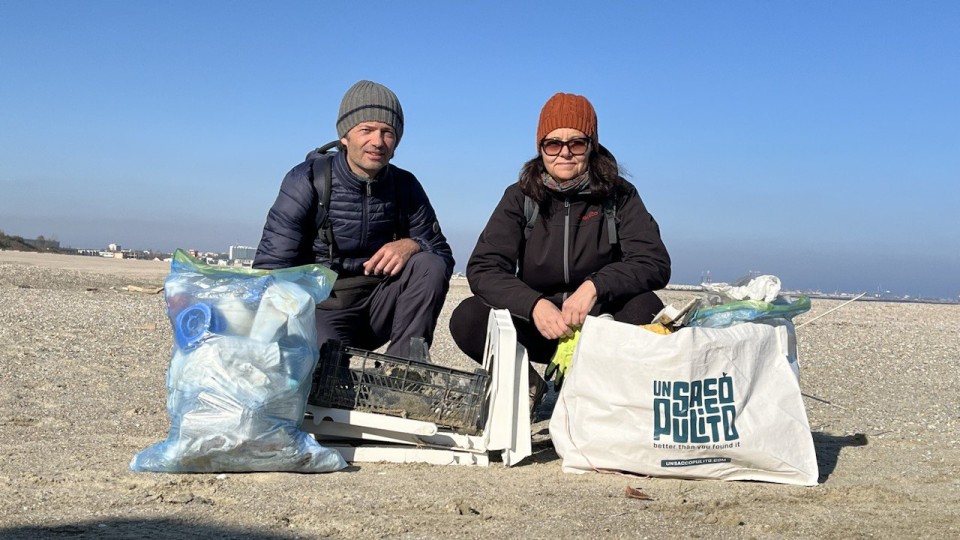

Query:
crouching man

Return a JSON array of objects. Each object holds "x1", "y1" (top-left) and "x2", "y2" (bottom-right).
[{"x1": 253, "y1": 80, "x2": 454, "y2": 359}]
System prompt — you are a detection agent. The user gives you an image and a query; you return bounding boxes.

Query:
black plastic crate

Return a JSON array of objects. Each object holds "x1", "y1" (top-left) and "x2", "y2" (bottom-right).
[{"x1": 308, "y1": 341, "x2": 490, "y2": 435}]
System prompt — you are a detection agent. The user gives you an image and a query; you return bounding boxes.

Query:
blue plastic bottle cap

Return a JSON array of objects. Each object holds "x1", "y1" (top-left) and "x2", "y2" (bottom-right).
[{"x1": 175, "y1": 303, "x2": 217, "y2": 349}]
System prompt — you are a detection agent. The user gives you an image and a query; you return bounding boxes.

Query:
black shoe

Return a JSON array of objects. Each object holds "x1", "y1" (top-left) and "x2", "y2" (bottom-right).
[{"x1": 529, "y1": 365, "x2": 547, "y2": 418}]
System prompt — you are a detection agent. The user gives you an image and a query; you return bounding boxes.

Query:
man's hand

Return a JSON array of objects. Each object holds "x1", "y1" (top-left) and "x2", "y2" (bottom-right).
[
  {"x1": 532, "y1": 298, "x2": 573, "y2": 340},
  {"x1": 363, "y1": 238, "x2": 421, "y2": 277},
  {"x1": 561, "y1": 280, "x2": 597, "y2": 327}
]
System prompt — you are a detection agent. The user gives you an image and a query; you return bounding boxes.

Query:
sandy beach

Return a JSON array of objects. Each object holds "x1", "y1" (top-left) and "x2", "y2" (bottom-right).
[{"x1": 1, "y1": 250, "x2": 958, "y2": 539}]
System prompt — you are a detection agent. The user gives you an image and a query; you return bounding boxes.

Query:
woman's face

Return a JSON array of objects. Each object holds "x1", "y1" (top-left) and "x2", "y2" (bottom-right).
[{"x1": 540, "y1": 128, "x2": 591, "y2": 181}]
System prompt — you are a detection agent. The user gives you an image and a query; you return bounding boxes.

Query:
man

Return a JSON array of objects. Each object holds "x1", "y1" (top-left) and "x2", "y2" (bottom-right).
[{"x1": 253, "y1": 80, "x2": 454, "y2": 359}]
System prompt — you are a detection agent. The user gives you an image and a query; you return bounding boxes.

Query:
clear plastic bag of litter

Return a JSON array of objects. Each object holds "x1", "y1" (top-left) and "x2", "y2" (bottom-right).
[
  {"x1": 130, "y1": 250, "x2": 347, "y2": 473},
  {"x1": 688, "y1": 295, "x2": 811, "y2": 329}
]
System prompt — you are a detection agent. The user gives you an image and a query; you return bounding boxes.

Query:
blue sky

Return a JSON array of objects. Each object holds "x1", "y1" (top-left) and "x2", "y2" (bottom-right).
[{"x1": 1, "y1": 1, "x2": 957, "y2": 299}]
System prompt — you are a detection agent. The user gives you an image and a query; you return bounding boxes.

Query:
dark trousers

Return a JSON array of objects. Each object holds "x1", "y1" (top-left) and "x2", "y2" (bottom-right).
[
  {"x1": 449, "y1": 291, "x2": 665, "y2": 365},
  {"x1": 315, "y1": 252, "x2": 450, "y2": 359}
]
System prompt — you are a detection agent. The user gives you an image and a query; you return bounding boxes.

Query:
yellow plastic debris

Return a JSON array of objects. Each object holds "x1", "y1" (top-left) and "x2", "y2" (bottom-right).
[{"x1": 639, "y1": 323, "x2": 672, "y2": 335}]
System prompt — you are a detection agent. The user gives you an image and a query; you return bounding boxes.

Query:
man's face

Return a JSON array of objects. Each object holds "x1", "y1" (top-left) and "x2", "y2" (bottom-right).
[{"x1": 340, "y1": 121, "x2": 398, "y2": 178}]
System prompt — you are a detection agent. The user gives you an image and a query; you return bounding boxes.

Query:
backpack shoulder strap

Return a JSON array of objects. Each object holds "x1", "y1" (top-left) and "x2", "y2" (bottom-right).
[
  {"x1": 603, "y1": 197, "x2": 618, "y2": 245},
  {"x1": 307, "y1": 140, "x2": 340, "y2": 159},
  {"x1": 523, "y1": 194, "x2": 539, "y2": 240},
  {"x1": 308, "y1": 141, "x2": 339, "y2": 260}
]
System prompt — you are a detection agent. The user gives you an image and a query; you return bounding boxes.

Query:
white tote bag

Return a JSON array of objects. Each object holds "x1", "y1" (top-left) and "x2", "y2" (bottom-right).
[{"x1": 550, "y1": 316, "x2": 818, "y2": 485}]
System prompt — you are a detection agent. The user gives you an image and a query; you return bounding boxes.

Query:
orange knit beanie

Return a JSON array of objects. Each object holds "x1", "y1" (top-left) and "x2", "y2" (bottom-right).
[{"x1": 536, "y1": 93, "x2": 598, "y2": 148}]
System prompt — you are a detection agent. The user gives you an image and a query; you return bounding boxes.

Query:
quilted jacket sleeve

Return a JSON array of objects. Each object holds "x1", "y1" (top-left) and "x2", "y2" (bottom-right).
[
  {"x1": 253, "y1": 161, "x2": 317, "y2": 270},
  {"x1": 400, "y1": 172, "x2": 455, "y2": 276}
]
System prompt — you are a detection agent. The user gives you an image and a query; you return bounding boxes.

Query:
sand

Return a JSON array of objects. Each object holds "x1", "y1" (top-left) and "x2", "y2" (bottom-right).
[{"x1": 1, "y1": 250, "x2": 958, "y2": 539}]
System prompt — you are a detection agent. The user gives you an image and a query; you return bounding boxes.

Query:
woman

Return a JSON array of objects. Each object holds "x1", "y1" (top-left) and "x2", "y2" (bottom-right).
[{"x1": 449, "y1": 92, "x2": 671, "y2": 404}]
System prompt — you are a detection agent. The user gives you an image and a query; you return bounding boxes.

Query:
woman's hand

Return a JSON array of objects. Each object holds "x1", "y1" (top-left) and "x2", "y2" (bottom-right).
[
  {"x1": 532, "y1": 299, "x2": 573, "y2": 340},
  {"x1": 562, "y1": 280, "x2": 598, "y2": 327}
]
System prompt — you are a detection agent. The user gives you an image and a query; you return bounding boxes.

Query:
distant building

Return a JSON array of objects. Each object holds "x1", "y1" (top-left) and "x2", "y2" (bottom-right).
[
  {"x1": 108, "y1": 243, "x2": 121, "y2": 252},
  {"x1": 229, "y1": 245, "x2": 257, "y2": 264}
]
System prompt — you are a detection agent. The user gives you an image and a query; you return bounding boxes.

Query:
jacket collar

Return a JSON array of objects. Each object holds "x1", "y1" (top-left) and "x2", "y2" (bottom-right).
[{"x1": 333, "y1": 151, "x2": 392, "y2": 190}]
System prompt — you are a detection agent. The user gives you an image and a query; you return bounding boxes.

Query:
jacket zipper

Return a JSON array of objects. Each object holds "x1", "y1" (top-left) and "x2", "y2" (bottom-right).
[
  {"x1": 562, "y1": 198, "x2": 571, "y2": 300},
  {"x1": 361, "y1": 181, "x2": 370, "y2": 247}
]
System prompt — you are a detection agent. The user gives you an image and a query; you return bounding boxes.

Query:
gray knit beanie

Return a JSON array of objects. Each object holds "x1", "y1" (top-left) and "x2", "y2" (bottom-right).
[{"x1": 336, "y1": 80, "x2": 404, "y2": 141}]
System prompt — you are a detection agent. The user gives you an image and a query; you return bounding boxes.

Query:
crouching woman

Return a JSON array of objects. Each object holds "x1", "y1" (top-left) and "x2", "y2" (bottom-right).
[{"x1": 449, "y1": 92, "x2": 671, "y2": 403}]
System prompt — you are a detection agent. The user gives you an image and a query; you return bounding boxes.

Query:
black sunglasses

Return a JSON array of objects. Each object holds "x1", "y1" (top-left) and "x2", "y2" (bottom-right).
[{"x1": 540, "y1": 137, "x2": 592, "y2": 156}]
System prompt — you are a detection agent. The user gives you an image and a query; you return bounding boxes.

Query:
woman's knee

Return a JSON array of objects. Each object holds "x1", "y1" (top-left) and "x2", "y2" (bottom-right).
[
  {"x1": 612, "y1": 291, "x2": 665, "y2": 325},
  {"x1": 449, "y1": 296, "x2": 491, "y2": 363}
]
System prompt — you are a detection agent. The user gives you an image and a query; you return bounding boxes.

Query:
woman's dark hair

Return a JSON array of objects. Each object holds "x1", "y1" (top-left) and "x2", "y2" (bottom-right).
[{"x1": 518, "y1": 142, "x2": 625, "y2": 204}]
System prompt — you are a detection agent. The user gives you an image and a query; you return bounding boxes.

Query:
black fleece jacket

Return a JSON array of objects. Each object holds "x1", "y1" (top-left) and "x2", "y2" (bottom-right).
[{"x1": 466, "y1": 181, "x2": 670, "y2": 320}]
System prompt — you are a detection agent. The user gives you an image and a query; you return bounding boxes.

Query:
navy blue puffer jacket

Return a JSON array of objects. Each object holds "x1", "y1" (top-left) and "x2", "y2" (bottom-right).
[{"x1": 253, "y1": 151, "x2": 454, "y2": 276}]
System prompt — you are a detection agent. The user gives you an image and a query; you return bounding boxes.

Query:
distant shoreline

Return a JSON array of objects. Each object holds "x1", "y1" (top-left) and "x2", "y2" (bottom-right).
[
  {"x1": 0, "y1": 249, "x2": 169, "y2": 278},
  {"x1": 669, "y1": 284, "x2": 957, "y2": 306},
  {"x1": 2, "y1": 249, "x2": 955, "y2": 305}
]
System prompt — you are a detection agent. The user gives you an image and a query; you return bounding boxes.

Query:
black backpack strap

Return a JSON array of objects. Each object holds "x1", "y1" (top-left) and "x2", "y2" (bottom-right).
[
  {"x1": 523, "y1": 195, "x2": 539, "y2": 240},
  {"x1": 312, "y1": 157, "x2": 335, "y2": 260},
  {"x1": 309, "y1": 140, "x2": 339, "y2": 261},
  {"x1": 603, "y1": 197, "x2": 618, "y2": 245},
  {"x1": 306, "y1": 140, "x2": 340, "y2": 160}
]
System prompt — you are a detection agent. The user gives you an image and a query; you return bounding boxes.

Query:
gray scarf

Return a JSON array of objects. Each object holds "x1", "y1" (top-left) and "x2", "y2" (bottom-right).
[{"x1": 542, "y1": 171, "x2": 590, "y2": 193}]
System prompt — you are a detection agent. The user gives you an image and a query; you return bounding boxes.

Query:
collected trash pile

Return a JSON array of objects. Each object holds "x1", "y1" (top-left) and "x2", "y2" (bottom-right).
[
  {"x1": 550, "y1": 274, "x2": 820, "y2": 485},
  {"x1": 130, "y1": 250, "x2": 346, "y2": 473},
  {"x1": 308, "y1": 341, "x2": 490, "y2": 435},
  {"x1": 131, "y1": 251, "x2": 519, "y2": 472},
  {"x1": 689, "y1": 274, "x2": 810, "y2": 328},
  {"x1": 131, "y1": 262, "x2": 822, "y2": 483},
  {"x1": 301, "y1": 310, "x2": 530, "y2": 467}
]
